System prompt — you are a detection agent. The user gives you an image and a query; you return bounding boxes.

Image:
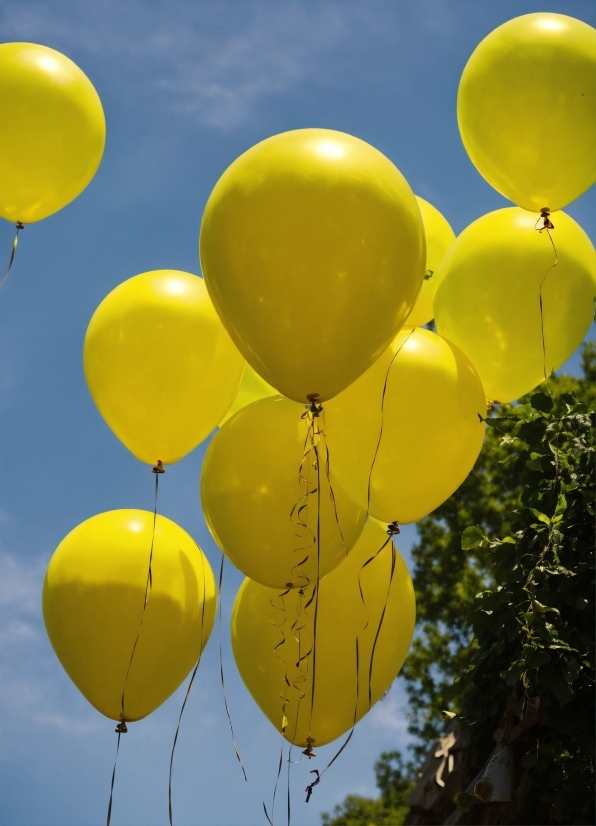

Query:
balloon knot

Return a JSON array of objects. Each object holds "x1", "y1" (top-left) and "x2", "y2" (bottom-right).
[
  {"x1": 536, "y1": 209, "x2": 554, "y2": 231},
  {"x1": 302, "y1": 737, "x2": 317, "y2": 759},
  {"x1": 423, "y1": 269, "x2": 434, "y2": 281},
  {"x1": 115, "y1": 721, "x2": 128, "y2": 734},
  {"x1": 387, "y1": 521, "x2": 400, "y2": 535},
  {"x1": 152, "y1": 460, "x2": 165, "y2": 474},
  {"x1": 302, "y1": 397, "x2": 323, "y2": 418},
  {"x1": 15, "y1": 222, "x2": 24, "y2": 231}
]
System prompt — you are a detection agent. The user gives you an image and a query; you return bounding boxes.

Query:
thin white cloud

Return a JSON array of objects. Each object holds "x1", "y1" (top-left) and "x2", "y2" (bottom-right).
[{"x1": 1, "y1": 0, "x2": 401, "y2": 128}]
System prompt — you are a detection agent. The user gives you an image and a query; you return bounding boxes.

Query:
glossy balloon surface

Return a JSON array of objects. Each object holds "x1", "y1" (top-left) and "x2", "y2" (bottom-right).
[
  {"x1": 200, "y1": 128, "x2": 425, "y2": 402},
  {"x1": 325, "y1": 327, "x2": 486, "y2": 523},
  {"x1": 406, "y1": 197, "x2": 456, "y2": 327},
  {"x1": 0, "y1": 43, "x2": 105, "y2": 223},
  {"x1": 202, "y1": 395, "x2": 365, "y2": 589},
  {"x1": 219, "y1": 363, "x2": 277, "y2": 426},
  {"x1": 434, "y1": 208, "x2": 596, "y2": 403},
  {"x1": 84, "y1": 270, "x2": 244, "y2": 465},
  {"x1": 231, "y1": 518, "x2": 415, "y2": 747},
  {"x1": 43, "y1": 510, "x2": 216, "y2": 722},
  {"x1": 458, "y1": 13, "x2": 596, "y2": 212}
]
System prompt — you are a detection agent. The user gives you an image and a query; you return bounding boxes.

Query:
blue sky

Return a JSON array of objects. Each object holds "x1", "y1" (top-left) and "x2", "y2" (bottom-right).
[{"x1": 0, "y1": 2, "x2": 594, "y2": 825}]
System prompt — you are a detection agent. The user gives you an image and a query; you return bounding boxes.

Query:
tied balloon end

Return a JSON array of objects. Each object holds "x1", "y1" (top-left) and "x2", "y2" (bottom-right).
[
  {"x1": 423, "y1": 269, "x2": 434, "y2": 281},
  {"x1": 386, "y1": 521, "x2": 400, "y2": 536},
  {"x1": 115, "y1": 720, "x2": 128, "y2": 734},
  {"x1": 302, "y1": 738, "x2": 317, "y2": 759},
  {"x1": 152, "y1": 460, "x2": 165, "y2": 474},
  {"x1": 302, "y1": 394, "x2": 323, "y2": 418},
  {"x1": 535, "y1": 209, "x2": 554, "y2": 232},
  {"x1": 305, "y1": 769, "x2": 320, "y2": 803}
]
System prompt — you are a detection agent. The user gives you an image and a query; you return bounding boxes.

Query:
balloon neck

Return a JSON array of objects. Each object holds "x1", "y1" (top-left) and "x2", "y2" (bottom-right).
[
  {"x1": 302, "y1": 738, "x2": 317, "y2": 759},
  {"x1": 152, "y1": 460, "x2": 165, "y2": 474},
  {"x1": 303, "y1": 395, "x2": 323, "y2": 418},
  {"x1": 537, "y1": 209, "x2": 554, "y2": 231},
  {"x1": 387, "y1": 521, "x2": 400, "y2": 536},
  {"x1": 115, "y1": 721, "x2": 128, "y2": 734}
]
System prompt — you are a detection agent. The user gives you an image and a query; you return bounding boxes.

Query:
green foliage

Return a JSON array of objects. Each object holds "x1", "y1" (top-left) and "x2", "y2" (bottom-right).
[
  {"x1": 320, "y1": 751, "x2": 414, "y2": 826},
  {"x1": 457, "y1": 390, "x2": 595, "y2": 824},
  {"x1": 400, "y1": 343, "x2": 596, "y2": 758}
]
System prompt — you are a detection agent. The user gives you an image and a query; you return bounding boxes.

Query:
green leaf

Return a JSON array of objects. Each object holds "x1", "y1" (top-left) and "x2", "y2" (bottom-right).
[
  {"x1": 461, "y1": 525, "x2": 489, "y2": 550},
  {"x1": 453, "y1": 792, "x2": 481, "y2": 814},
  {"x1": 531, "y1": 393, "x2": 553, "y2": 412},
  {"x1": 524, "y1": 647, "x2": 551, "y2": 668},
  {"x1": 551, "y1": 668, "x2": 574, "y2": 706},
  {"x1": 522, "y1": 751, "x2": 538, "y2": 770},
  {"x1": 529, "y1": 509, "x2": 551, "y2": 525}
]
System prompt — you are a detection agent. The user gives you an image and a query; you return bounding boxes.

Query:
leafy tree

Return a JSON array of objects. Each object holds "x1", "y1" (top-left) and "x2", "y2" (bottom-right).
[
  {"x1": 402, "y1": 343, "x2": 595, "y2": 758},
  {"x1": 321, "y1": 751, "x2": 414, "y2": 825},
  {"x1": 454, "y1": 387, "x2": 595, "y2": 824},
  {"x1": 321, "y1": 343, "x2": 595, "y2": 824}
]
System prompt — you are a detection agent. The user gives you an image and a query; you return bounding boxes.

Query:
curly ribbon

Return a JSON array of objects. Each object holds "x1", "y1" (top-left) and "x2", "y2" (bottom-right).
[
  {"x1": 304, "y1": 329, "x2": 415, "y2": 806},
  {"x1": 167, "y1": 547, "x2": 208, "y2": 826},
  {"x1": 106, "y1": 464, "x2": 163, "y2": 826},
  {"x1": 0, "y1": 222, "x2": 24, "y2": 290},
  {"x1": 534, "y1": 210, "x2": 559, "y2": 382}
]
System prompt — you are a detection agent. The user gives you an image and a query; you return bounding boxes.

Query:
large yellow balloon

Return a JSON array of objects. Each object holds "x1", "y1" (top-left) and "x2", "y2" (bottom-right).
[
  {"x1": 405, "y1": 196, "x2": 456, "y2": 327},
  {"x1": 84, "y1": 270, "x2": 244, "y2": 466},
  {"x1": 434, "y1": 208, "x2": 596, "y2": 404},
  {"x1": 231, "y1": 518, "x2": 415, "y2": 747},
  {"x1": 200, "y1": 129, "x2": 425, "y2": 403},
  {"x1": 43, "y1": 510, "x2": 216, "y2": 722},
  {"x1": 458, "y1": 14, "x2": 596, "y2": 212},
  {"x1": 0, "y1": 43, "x2": 105, "y2": 224},
  {"x1": 219, "y1": 363, "x2": 277, "y2": 426},
  {"x1": 201, "y1": 395, "x2": 366, "y2": 589},
  {"x1": 324, "y1": 327, "x2": 486, "y2": 524}
]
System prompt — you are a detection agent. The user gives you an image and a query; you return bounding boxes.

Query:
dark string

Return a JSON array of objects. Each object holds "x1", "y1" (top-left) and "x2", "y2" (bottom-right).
[
  {"x1": 535, "y1": 212, "x2": 559, "y2": 382},
  {"x1": 106, "y1": 468, "x2": 161, "y2": 826},
  {"x1": 304, "y1": 332, "x2": 414, "y2": 806},
  {"x1": 168, "y1": 548, "x2": 207, "y2": 826},
  {"x1": 307, "y1": 428, "x2": 322, "y2": 744},
  {"x1": 0, "y1": 222, "x2": 24, "y2": 290},
  {"x1": 106, "y1": 728, "x2": 123, "y2": 826},
  {"x1": 218, "y1": 553, "x2": 248, "y2": 782},
  {"x1": 366, "y1": 329, "x2": 415, "y2": 515}
]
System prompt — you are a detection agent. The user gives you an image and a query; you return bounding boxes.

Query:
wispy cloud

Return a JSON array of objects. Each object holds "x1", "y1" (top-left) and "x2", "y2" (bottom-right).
[{"x1": 1, "y1": 1, "x2": 401, "y2": 128}]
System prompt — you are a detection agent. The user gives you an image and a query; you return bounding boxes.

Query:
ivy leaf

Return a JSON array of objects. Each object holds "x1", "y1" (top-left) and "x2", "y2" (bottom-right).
[
  {"x1": 529, "y1": 509, "x2": 551, "y2": 525},
  {"x1": 531, "y1": 393, "x2": 553, "y2": 412},
  {"x1": 562, "y1": 657, "x2": 581, "y2": 684},
  {"x1": 523, "y1": 646, "x2": 551, "y2": 668},
  {"x1": 461, "y1": 525, "x2": 489, "y2": 550},
  {"x1": 532, "y1": 600, "x2": 560, "y2": 615},
  {"x1": 503, "y1": 659, "x2": 526, "y2": 686}
]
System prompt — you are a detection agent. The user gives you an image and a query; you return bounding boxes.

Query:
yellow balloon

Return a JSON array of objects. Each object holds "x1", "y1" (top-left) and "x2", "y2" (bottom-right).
[
  {"x1": 84, "y1": 270, "x2": 244, "y2": 466},
  {"x1": 201, "y1": 395, "x2": 366, "y2": 589},
  {"x1": 0, "y1": 43, "x2": 105, "y2": 224},
  {"x1": 219, "y1": 363, "x2": 277, "y2": 426},
  {"x1": 43, "y1": 510, "x2": 216, "y2": 722},
  {"x1": 458, "y1": 13, "x2": 596, "y2": 212},
  {"x1": 405, "y1": 196, "x2": 456, "y2": 327},
  {"x1": 324, "y1": 327, "x2": 486, "y2": 524},
  {"x1": 434, "y1": 208, "x2": 596, "y2": 404},
  {"x1": 231, "y1": 518, "x2": 415, "y2": 747},
  {"x1": 200, "y1": 128, "x2": 425, "y2": 403}
]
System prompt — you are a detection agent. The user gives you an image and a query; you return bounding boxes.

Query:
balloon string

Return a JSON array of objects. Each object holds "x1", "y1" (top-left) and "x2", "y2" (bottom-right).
[
  {"x1": 0, "y1": 222, "x2": 24, "y2": 290},
  {"x1": 106, "y1": 727, "x2": 123, "y2": 826},
  {"x1": 263, "y1": 736, "x2": 285, "y2": 826},
  {"x1": 307, "y1": 429, "x2": 322, "y2": 742},
  {"x1": 305, "y1": 528, "x2": 398, "y2": 805},
  {"x1": 366, "y1": 329, "x2": 415, "y2": 517},
  {"x1": 106, "y1": 466, "x2": 162, "y2": 826},
  {"x1": 217, "y1": 553, "x2": 248, "y2": 781},
  {"x1": 535, "y1": 211, "x2": 559, "y2": 382},
  {"x1": 168, "y1": 547, "x2": 207, "y2": 826}
]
